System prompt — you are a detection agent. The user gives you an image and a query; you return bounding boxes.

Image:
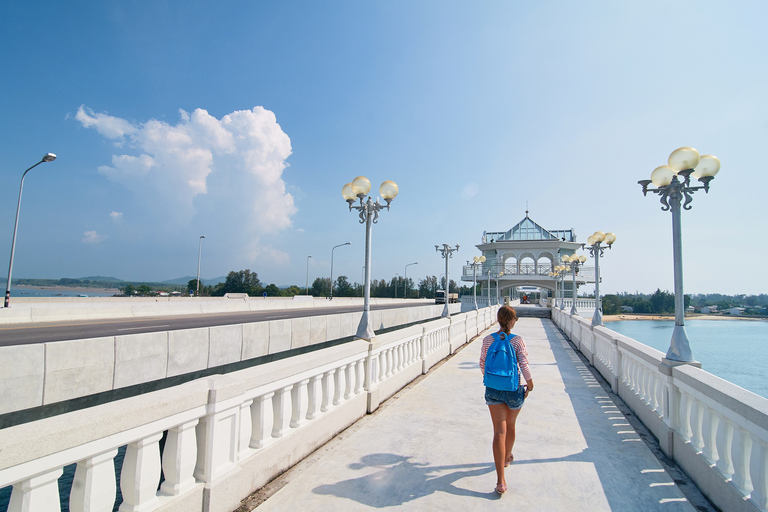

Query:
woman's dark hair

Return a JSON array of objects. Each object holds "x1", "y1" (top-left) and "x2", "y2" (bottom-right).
[{"x1": 497, "y1": 305, "x2": 517, "y2": 332}]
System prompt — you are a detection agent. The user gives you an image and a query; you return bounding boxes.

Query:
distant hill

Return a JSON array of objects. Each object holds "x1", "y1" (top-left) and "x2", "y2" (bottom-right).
[
  {"x1": 163, "y1": 275, "x2": 227, "y2": 286},
  {"x1": 77, "y1": 276, "x2": 125, "y2": 283}
]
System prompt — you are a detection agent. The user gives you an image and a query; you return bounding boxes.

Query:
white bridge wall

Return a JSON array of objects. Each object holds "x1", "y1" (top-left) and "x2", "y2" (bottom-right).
[{"x1": 0, "y1": 306, "x2": 498, "y2": 512}]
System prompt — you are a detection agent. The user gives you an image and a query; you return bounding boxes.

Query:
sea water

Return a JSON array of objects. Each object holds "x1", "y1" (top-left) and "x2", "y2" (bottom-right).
[{"x1": 606, "y1": 319, "x2": 768, "y2": 399}]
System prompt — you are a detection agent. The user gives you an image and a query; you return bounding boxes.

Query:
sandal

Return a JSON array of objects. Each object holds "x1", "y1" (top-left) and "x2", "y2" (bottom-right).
[
  {"x1": 495, "y1": 484, "x2": 507, "y2": 495},
  {"x1": 505, "y1": 454, "x2": 514, "y2": 467}
]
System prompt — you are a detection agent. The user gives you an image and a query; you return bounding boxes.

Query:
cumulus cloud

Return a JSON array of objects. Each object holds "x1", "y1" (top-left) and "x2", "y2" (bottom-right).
[
  {"x1": 82, "y1": 231, "x2": 106, "y2": 243},
  {"x1": 110, "y1": 211, "x2": 123, "y2": 220},
  {"x1": 77, "y1": 105, "x2": 297, "y2": 262}
]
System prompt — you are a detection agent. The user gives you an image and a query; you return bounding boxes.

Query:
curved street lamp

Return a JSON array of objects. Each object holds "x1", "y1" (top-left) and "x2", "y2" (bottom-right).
[
  {"x1": 329, "y1": 242, "x2": 351, "y2": 300},
  {"x1": 471, "y1": 255, "x2": 486, "y2": 310},
  {"x1": 305, "y1": 255, "x2": 312, "y2": 295},
  {"x1": 638, "y1": 146, "x2": 720, "y2": 365},
  {"x1": 435, "y1": 244, "x2": 458, "y2": 317},
  {"x1": 550, "y1": 264, "x2": 569, "y2": 310},
  {"x1": 585, "y1": 231, "x2": 616, "y2": 326},
  {"x1": 196, "y1": 235, "x2": 206, "y2": 296},
  {"x1": 342, "y1": 176, "x2": 398, "y2": 340},
  {"x1": 5, "y1": 153, "x2": 57, "y2": 308},
  {"x1": 404, "y1": 261, "x2": 418, "y2": 300}
]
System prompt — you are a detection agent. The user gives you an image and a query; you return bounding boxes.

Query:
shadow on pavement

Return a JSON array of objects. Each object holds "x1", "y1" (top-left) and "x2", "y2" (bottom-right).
[{"x1": 313, "y1": 453, "x2": 497, "y2": 507}]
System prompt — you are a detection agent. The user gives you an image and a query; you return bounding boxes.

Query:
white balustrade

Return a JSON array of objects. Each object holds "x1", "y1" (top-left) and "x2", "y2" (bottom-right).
[
  {"x1": 0, "y1": 308, "x2": 494, "y2": 512},
  {"x1": 550, "y1": 309, "x2": 768, "y2": 512}
]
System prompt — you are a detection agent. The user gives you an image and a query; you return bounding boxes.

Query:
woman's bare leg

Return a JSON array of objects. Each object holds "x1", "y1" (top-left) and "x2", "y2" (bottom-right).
[
  {"x1": 505, "y1": 407, "x2": 522, "y2": 465},
  {"x1": 488, "y1": 403, "x2": 510, "y2": 487}
]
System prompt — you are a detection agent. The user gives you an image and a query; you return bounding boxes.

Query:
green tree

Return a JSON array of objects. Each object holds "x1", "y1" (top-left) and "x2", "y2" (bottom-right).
[
  {"x1": 137, "y1": 284, "x2": 153, "y2": 296},
  {"x1": 263, "y1": 284, "x2": 281, "y2": 296},
  {"x1": 187, "y1": 279, "x2": 202, "y2": 295},
  {"x1": 217, "y1": 269, "x2": 261, "y2": 296},
  {"x1": 310, "y1": 277, "x2": 330, "y2": 297},
  {"x1": 602, "y1": 294, "x2": 621, "y2": 315},
  {"x1": 334, "y1": 276, "x2": 354, "y2": 297},
  {"x1": 122, "y1": 284, "x2": 136, "y2": 296}
]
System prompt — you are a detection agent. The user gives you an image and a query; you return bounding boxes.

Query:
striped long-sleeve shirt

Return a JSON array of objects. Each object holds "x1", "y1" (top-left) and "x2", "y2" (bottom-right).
[{"x1": 479, "y1": 332, "x2": 532, "y2": 387}]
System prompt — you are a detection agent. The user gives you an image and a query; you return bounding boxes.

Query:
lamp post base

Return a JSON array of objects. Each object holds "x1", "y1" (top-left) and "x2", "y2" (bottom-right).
[
  {"x1": 661, "y1": 357, "x2": 702, "y2": 369},
  {"x1": 356, "y1": 312, "x2": 375, "y2": 341},
  {"x1": 665, "y1": 324, "x2": 697, "y2": 364},
  {"x1": 441, "y1": 303, "x2": 449, "y2": 318},
  {"x1": 591, "y1": 308, "x2": 603, "y2": 326}
]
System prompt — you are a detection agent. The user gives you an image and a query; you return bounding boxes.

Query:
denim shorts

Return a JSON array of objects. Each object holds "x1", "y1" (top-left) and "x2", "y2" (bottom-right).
[{"x1": 485, "y1": 386, "x2": 525, "y2": 410}]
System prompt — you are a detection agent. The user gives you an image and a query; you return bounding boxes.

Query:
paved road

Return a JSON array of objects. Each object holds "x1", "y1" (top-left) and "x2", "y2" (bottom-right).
[
  {"x1": 0, "y1": 303, "x2": 422, "y2": 347},
  {"x1": 239, "y1": 318, "x2": 713, "y2": 512}
]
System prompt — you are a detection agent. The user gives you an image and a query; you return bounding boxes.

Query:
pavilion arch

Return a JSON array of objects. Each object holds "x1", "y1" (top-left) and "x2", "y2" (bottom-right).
[
  {"x1": 536, "y1": 252, "x2": 556, "y2": 275},
  {"x1": 517, "y1": 252, "x2": 536, "y2": 275}
]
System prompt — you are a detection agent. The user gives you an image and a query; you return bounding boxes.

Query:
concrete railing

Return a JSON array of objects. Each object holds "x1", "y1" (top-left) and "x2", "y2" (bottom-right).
[
  {"x1": 0, "y1": 296, "x2": 432, "y2": 325},
  {"x1": 551, "y1": 308, "x2": 768, "y2": 512},
  {"x1": 0, "y1": 306, "x2": 499, "y2": 512},
  {"x1": 0, "y1": 304, "x2": 461, "y2": 417}
]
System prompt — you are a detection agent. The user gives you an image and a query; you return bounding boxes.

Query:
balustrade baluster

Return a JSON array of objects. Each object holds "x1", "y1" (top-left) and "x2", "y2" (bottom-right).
[
  {"x1": 345, "y1": 364, "x2": 354, "y2": 400},
  {"x1": 71, "y1": 449, "x2": 119, "y2": 512},
  {"x1": 715, "y1": 418, "x2": 735, "y2": 479},
  {"x1": 355, "y1": 359, "x2": 364, "y2": 394},
  {"x1": 333, "y1": 366, "x2": 345, "y2": 405},
  {"x1": 249, "y1": 392, "x2": 275, "y2": 449},
  {"x1": 290, "y1": 379, "x2": 310, "y2": 428},
  {"x1": 306, "y1": 375, "x2": 322, "y2": 420},
  {"x1": 237, "y1": 401, "x2": 254, "y2": 462},
  {"x1": 731, "y1": 426, "x2": 754, "y2": 497},
  {"x1": 271, "y1": 386, "x2": 292, "y2": 438},
  {"x1": 386, "y1": 349, "x2": 394, "y2": 377},
  {"x1": 321, "y1": 369, "x2": 335, "y2": 412},
  {"x1": 119, "y1": 433, "x2": 163, "y2": 512},
  {"x1": 679, "y1": 393, "x2": 693, "y2": 443},
  {"x1": 749, "y1": 437, "x2": 768, "y2": 510},
  {"x1": 691, "y1": 399, "x2": 705, "y2": 453},
  {"x1": 160, "y1": 420, "x2": 199, "y2": 495},
  {"x1": 8, "y1": 468, "x2": 63, "y2": 512},
  {"x1": 700, "y1": 409, "x2": 720, "y2": 465}
]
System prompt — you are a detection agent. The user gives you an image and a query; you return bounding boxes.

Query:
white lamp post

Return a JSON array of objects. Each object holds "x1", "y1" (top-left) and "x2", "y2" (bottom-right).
[
  {"x1": 342, "y1": 176, "x2": 398, "y2": 340},
  {"x1": 585, "y1": 231, "x2": 616, "y2": 326},
  {"x1": 5, "y1": 153, "x2": 57, "y2": 308},
  {"x1": 638, "y1": 146, "x2": 720, "y2": 365},
  {"x1": 471, "y1": 255, "x2": 486, "y2": 309},
  {"x1": 329, "y1": 242, "x2": 351, "y2": 300},
  {"x1": 305, "y1": 255, "x2": 312, "y2": 295},
  {"x1": 562, "y1": 253, "x2": 587, "y2": 315},
  {"x1": 486, "y1": 269, "x2": 492, "y2": 306},
  {"x1": 404, "y1": 261, "x2": 418, "y2": 300},
  {"x1": 435, "y1": 244, "x2": 458, "y2": 317},
  {"x1": 196, "y1": 235, "x2": 205, "y2": 296}
]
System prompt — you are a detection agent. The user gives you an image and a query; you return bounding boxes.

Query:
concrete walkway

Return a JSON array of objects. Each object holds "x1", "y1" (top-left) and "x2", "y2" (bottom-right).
[{"x1": 239, "y1": 318, "x2": 712, "y2": 511}]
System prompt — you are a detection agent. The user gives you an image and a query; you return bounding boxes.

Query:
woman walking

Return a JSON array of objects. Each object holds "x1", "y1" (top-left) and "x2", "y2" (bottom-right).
[{"x1": 479, "y1": 305, "x2": 534, "y2": 495}]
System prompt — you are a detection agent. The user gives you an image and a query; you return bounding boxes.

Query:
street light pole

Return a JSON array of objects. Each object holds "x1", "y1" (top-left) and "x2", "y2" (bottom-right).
[
  {"x1": 435, "y1": 244, "x2": 458, "y2": 317},
  {"x1": 404, "y1": 261, "x2": 418, "y2": 300},
  {"x1": 342, "y1": 176, "x2": 399, "y2": 340},
  {"x1": 394, "y1": 273, "x2": 399, "y2": 298},
  {"x1": 329, "y1": 242, "x2": 351, "y2": 300},
  {"x1": 306, "y1": 255, "x2": 312, "y2": 295},
  {"x1": 196, "y1": 235, "x2": 205, "y2": 296},
  {"x1": 471, "y1": 255, "x2": 485, "y2": 310},
  {"x1": 638, "y1": 146, "x2": 720, "y2": 365},
  {"x1": 5, "y1": 153, "x2": 57, "y2": 308},
  {"x1": 561, "y1": 253, "x2": 587, "y2": 315},
  {"x1": 486, "y1": 269, "x2": 492, "y2": 307},
  {"x1": 585, "y1": 231, "x2": 616, "y2": 326}
]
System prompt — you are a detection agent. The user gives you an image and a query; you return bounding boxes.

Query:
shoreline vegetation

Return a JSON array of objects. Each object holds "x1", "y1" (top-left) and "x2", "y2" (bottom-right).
[
  {"x1": 13, "y1": 285, "x2": 121, "y2": 294},
  {"x1": 603, "y1": 313, "x2": 767, "y2": 322}
]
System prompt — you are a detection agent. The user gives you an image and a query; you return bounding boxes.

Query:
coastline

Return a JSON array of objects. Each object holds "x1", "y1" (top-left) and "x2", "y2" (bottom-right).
[{"x1": 603, "y1": 313, "x2": 767, "y2": 322}]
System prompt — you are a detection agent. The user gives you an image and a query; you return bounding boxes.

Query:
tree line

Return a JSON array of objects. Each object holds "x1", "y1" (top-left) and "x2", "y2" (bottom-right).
[
  {"x1": 181, "y1": 269, "x2": 479, "y2": 299},
  {"x1": 601, "y1": 290, "x2": 768, "y2": 316}
]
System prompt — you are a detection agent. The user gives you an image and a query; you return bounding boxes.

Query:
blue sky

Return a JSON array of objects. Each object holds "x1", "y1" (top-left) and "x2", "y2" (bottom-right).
[{"x1": 1, "y1": 1, "x2": 766, "y2": 295}]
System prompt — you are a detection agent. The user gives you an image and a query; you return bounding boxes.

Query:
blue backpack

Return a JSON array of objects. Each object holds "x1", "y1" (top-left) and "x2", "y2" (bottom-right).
[{"x1": 483, "y1": 332, "x2": 519, "y2": 392}]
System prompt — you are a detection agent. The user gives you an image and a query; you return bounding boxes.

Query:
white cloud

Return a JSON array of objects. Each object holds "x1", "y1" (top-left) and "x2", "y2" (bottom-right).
[
  {"x1": 462, "y1": 183, "x2": 479, "y2": 200},
  {"x1": 110, "y1": 211, "x2": 123, "y2": 220},
  {"x1": 82, "y1": 230, "x2": 106, "y2": 244},
  {"x1": 78, "y1": 105, "x2": 297, "y2": 261}
]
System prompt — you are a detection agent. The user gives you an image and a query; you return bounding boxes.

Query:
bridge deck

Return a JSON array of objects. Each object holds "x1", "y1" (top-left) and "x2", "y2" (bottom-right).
[{"x1": 237, "y1": 318, "x2": 714, "y2": 511}]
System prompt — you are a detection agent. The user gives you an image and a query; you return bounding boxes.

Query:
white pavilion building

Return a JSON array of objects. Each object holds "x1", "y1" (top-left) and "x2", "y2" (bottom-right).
[{"x1": 461, "y1": 212, "x2": 594, "y2": 303}]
